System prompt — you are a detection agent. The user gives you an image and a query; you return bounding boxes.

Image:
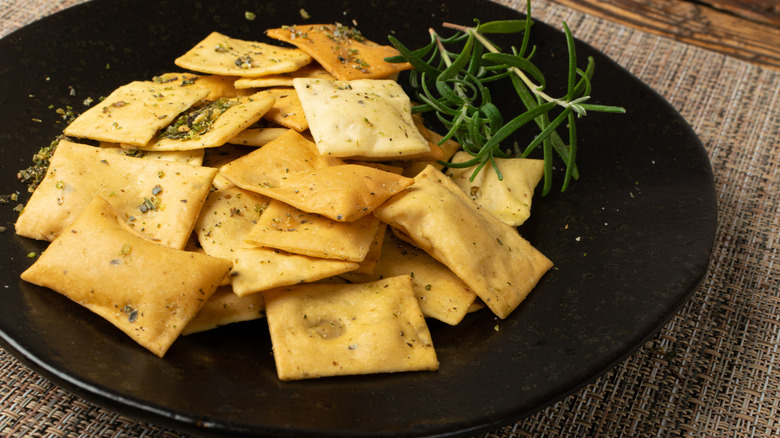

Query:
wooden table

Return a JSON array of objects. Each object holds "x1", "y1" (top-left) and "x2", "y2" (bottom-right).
[{"x1": 550, "y1": 0, "x2": 780, "y2": 69}]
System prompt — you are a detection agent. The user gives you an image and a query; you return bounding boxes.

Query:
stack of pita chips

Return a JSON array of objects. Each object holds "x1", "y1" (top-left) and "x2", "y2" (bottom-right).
[{"x1": 17, "y1": 25, "x2": 552, "y2": 380}]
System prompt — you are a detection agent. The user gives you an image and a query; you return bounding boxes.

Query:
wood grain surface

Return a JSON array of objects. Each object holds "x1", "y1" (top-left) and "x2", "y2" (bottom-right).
[{"x1": 549, "y1": 0, "x2": 780, "y2": 70}]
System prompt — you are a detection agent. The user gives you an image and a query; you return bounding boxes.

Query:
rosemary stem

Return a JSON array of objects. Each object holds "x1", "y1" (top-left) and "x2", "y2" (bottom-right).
[
  {"x1": 443, "y1": 22, "x2": 583, "y2": 113},
  {"x1": 432, "y1": 28, "x2": 472, "y2": 101},
  {"x1": 432, "y1": 28, "x2": 453, "y2": 68}
]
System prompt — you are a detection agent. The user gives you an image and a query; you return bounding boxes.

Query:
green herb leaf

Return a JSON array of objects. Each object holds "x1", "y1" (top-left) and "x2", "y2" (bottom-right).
[
  {"x1": 476, "y1": 20, "x2": 529, "y2": 34},
  {"x1": 386, "y1": 0, "x2": 625, "y2": 194}
]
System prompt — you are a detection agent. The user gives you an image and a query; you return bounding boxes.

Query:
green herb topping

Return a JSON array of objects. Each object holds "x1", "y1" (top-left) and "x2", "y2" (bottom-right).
[
  {"x1": 18, "y1": 136, "x2": 61, "y2": 192},
  {"x1": 158, "y1": 98, "x2": 236, "y2": 141}
]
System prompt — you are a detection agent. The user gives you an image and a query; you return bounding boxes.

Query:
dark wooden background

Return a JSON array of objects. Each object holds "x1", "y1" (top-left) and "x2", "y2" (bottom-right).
[{"x1": 549, "y1": 0, "x2": 780, "y2": 70}]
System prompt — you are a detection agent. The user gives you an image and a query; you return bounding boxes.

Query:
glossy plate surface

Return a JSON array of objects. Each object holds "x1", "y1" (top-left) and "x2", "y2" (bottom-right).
[{"x1": 0, "y1": 0, "x2": 716, "y2": 436}]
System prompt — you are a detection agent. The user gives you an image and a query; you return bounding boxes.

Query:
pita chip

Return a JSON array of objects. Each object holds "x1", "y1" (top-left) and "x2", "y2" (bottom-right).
[
  {"x1": 341, "y1": 230, "x2": 477, "y2": 325},
  {"x1": 266, "y1": 24, "x2": 411, "y2": 80},
  {"x1": 20, "y1": 196, "x2": 232, "y2": 357},
  {"x1": 15, "y1": 140, "x2": 216, "y2": 249},
  {"x1": 244, "y1": 164, "x2": 414, "y2": 222},
  {"x1": 153, "y1": 72, "x2": 241, "y2": 101},
  {"x1": 255, "y1": 88, "x2": 308, "y2": 131},
  {"x1": 174, "y1": 32, "x2": 312, "y2": 77},
  {"x1": 99, "y1": 143, "x2": 205, "y2": 166},
  {"x1": 244, "y1": 199, "x2": 381, "y2": 262},
  {"x1": 373, "y1": 165, "x2": 553, "y2": 319},
  {"x1": 446, "y1": 152, "x2": 545, "y2": 227},
  {"x1": 293, "y1": 78, "x2": 430, "y2": 159},
  {"x1": 263, "y1": 275, "x2": 438, "y2": 380},
  {"x1": 219, "y1": 128, "x2": 343, "y2": 184},
  {"x1": 227, "y1": 127, "x2": 287, "y2": 147},
  {"x1": 182, "y1": 285, "x2": 266, "y2": 335},
  {"x1": 196, "y1": 188, "x2": 359, "y2": 296},
  {"x1": 220, "y1": 129, "x2": 412, "y2": 222},
  {"x1": 138, "y1": 92, "x2": 275, "y2": 151},
  {"x1": 63, "y1": 81, "x2": 209, "y2": 147},
  {"x1": 233, "y1": 63, "x2": 334, "y2": 89}
]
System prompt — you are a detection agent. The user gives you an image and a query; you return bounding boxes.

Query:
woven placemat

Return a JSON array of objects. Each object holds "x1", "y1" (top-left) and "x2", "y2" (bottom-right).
[
  {"x1": 1, "y1": 0, "x2": 778, "y2": 437},
  {"x1": 0, "y1": 0, "x2": 83, "y2": 38}
]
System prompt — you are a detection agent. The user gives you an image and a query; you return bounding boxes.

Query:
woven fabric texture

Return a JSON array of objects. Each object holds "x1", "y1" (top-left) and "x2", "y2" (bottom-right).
[{"x1": 1, "y1": 0, "x2": 778, "y2": 437}]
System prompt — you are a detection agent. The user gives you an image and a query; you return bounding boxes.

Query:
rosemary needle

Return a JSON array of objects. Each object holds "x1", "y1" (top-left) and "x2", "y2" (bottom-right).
[{"x1": 386, "y1": 0, "x2": 625, "y2": 195}]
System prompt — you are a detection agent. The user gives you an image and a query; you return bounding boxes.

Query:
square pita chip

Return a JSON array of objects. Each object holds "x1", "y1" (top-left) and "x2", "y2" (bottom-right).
[
  {"x1": 374, "y1": 165, "x2": 553, "y2": 319},
  {"x1": 175, "y1": 32, "x2": 312, "y2": 77},
  {"x1": 266, "y1": 24, "x2": 411, "y2": 80},
  {"x1": 446, "y1": 152, "x2": 544, "y2": 227},
  {"x1": 241, "y1": 164, "x2": 415, "y2": 222},
  {"x1": 234, "y1": 63, "x2": 334, "y2": 89},
  {"x1": 153, "y1": 72, "x2": 241, "y2": 101},
  {"x1": 195, "y1": 188, "x2": 359, "y2": 296},
  {"x1": 219, "y1": 128, "x2": 342, "y2": 187},
  {"x1": 227, "y1": 127, "x2": 287, "y2": 147},
  {"x1": 138, "y1": 92, "x2": 275, "y2": 151},
  {"x1": 182, "y1": 285, "x2": 266, "y2": 335},
  {"x1": 21, "y1": 196, "x2": 232, "y2": 357},
  {"x1": 99, "y1": 143, "x2": 205, "y2": 166},
  {"x1": 341, "y1": 230, "x2": 477, "y2": 326},
  {"x1": 63, "y1": 80, "x2": 209, "y2": 147},
  {"x1": 293, "y1": 78, "x2": 430, "y2": 159},
  {"x1": 254, "y1": 88, "x2": 308, "y2": 131},
  {"x1": 264, "y1": 275, "x2": 438, "y2": 380},
  {"x1": 220, "y1": 129, "x2": 413, "y2": 222},
  {"x1": 244, "y1": 199, "x2": 381, "y2": 262},
  {"x1": 15, "y1": 140, "x2": 216, "y2": 249}
]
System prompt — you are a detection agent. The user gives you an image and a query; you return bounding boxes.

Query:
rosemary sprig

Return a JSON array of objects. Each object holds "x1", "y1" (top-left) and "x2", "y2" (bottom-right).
[{"x1": 386, "y1": 0, "x2": 625, "y2": 195}]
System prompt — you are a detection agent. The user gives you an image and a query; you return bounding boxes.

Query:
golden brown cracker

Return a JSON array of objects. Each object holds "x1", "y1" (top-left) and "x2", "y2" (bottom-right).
[
  {"x1": 266, "y1": 24, "x2": 411, "y2": 80},
  {"x1": 139, "y1": 92, "x2": 275, "y2": 151},
  {"x1": 244, "y1": 199, "x2": 381, "y2": 262},
  {"x1": 21, "y1": 197, "x2": 231, "y2": 357},
  {"x1": 63, "y1": 81, "x2": 209, "y2": 147},
  {"x1": 174, "y1": 32, "x2": 312, "y2": 77},
  {"x1": 446, "y1": 152, "x2": 544, "y2": 226},
  {"x1": 15, "y1": 140, "x2": 216, "y2": 249},
  {"x1": 196, "y1": 188, "x2": 359, "y2": 295},
  {"x1": 264, "y1": 275, "x2": 438, "y2": 380},
  {"x1": 374, "y1": 165, "x2": 553, "y2": 319}
]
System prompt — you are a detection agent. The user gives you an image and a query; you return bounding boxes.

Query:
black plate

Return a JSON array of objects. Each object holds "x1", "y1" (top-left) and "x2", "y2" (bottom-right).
[{"x1": 0, "y1": 0, "x2": 716, "y2": 437}]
